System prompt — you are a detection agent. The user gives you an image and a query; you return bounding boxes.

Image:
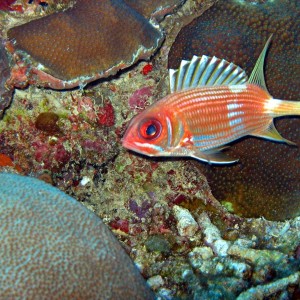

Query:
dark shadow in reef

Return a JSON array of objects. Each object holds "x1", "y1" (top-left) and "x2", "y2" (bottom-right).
[{"x1": 0, "y1": 40, "x2": 14, "y2": 118}]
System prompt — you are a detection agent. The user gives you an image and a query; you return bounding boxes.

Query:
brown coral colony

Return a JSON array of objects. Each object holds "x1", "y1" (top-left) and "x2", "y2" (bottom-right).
[{"x1": 7, "y1": 0, "x2": 164, "y2": 88}]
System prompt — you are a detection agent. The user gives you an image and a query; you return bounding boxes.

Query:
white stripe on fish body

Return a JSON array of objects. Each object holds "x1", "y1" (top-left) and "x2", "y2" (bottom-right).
[
  {"x1": 227, "y1": 111, "x2": 245, "y2": 118},
  {"x1": 163, "y1": 84, "x2": 265, "y2": 112},
  {"x1": 227, "y1": 102, "x2": 244, "y2": 111},
  {"x1": 228, "y1": 84, "x2": 248, "y2": 93},
  {"x1": 264, "y1": 98, "x2": 282, "y2": 114},
  {"x1": 164, "y1": 86, "x2": 235, "y2": 109},
  {"x1": 133, "y1": 142, "x2": 164, "y2": 154},
  {"x1": 229, "y1": 118, "x2": 243, "y2": 127},
  {"x1": 166, "y1": 116, "x2": 173, "y2": 148}
]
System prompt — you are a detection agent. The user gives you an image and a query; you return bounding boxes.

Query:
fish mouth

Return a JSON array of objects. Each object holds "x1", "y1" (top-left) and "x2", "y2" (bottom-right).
[
  {"x1": 121, "y1": 138, "x2": 131, "y2": 149},
  {"x1": 122, "y1": 138, "x2": 138, "y2": 152},
  {"x1": 122, "y1": 139, "x2": 147, "y2": 157}
]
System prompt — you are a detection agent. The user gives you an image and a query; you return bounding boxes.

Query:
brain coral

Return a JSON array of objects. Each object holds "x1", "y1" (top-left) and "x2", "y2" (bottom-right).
[{"x1": 0, "y1": 173, "x2": 154, "y2": 299}]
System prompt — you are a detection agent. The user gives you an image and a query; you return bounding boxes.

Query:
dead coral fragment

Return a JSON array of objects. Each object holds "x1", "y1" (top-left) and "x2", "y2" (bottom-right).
[
  {"x1": 173, "y1": 205, "x2": 198, "y2": 237},
  {"x1": 237, "y1": 272, "x2": 300, "y2": 300},
  {"x1": 183, "y1": 212, "x2": 300, "y2": 299}
]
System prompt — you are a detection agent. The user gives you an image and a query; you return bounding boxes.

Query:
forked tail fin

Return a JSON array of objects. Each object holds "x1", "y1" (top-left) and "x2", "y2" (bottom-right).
[{"x1": 265, "y1": 99, "x2": 300, "y2": 117}]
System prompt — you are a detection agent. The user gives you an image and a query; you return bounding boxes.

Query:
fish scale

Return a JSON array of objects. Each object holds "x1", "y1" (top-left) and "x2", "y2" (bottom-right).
[
  {"x1": 162, "y1": 85, "x2": 270, "y2": 144},
  {"x1": 123, "y1": 36, "x2": 300, "y2": 164}
]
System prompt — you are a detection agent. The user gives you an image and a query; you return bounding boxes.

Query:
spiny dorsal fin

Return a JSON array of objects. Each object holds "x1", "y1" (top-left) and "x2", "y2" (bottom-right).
[
  {"x1": 248, "y1": 35, "x2": 273, "y2": 93},
  {"x1": 169, "y1": 55, "x2": 248, "y2": 93}
]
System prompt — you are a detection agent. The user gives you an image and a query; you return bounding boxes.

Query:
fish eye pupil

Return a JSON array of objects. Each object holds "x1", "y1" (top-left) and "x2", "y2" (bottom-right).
[
  {"x1": 139, "y1": 118, "x2": 162, "y2": 140},
  {"x1": 146, "y1": 124, "x2": 156, "y2": 136}
]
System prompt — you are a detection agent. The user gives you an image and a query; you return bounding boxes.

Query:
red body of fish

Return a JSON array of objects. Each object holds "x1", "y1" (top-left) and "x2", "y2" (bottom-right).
[{"x1": 122, "y1": 83, "x2": 300, "y2": 163}]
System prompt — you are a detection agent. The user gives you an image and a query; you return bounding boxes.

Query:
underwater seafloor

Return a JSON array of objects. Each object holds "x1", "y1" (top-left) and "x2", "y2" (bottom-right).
[{"x1": 0, "y1": 0, "x2": 299, "y2": 299}]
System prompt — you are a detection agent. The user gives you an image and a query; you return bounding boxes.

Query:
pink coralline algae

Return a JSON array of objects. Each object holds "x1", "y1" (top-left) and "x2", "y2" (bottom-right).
[
  {"x1": 0, "y1": 42, "x2": 13, "y2": 118},
  {"x1": 110, "y1": 218, "x2": 130, "y2": 234},
  {"x1": 0, "y1": 0, "x2": 20, "y2": 11},
  {"x1": 129, "y1": 86, "x2": 153, "y2": 111},
  {"x1": 97, "y1": 101, "x2": 115, "y2": 127},
  {"x1": 32, "y1": 139, "x2": 71, "y2": 168},
  {"x1": 0, "y1": 92, "x2": 118, "y2": 175},
  {"x1": 129, "y1": 198, "x2": 152, "y2": 219},
  {"x1": 0, "y1": 172, "x2": 154, "y2": 299},
  {"x1": 0, "y1": 0, "x2": 61, "y2": 13}
]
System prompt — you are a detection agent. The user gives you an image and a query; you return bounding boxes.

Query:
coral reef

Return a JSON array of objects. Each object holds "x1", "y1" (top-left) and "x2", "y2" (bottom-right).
[
  {"x1": 0, "y1": 88, "x2": 118, "y2": 176},
  {"x1": 0, "y1": 172, "x2": 154, "y2": 299},
  {"x1": 98, "y1": 153, "x2": 300, "y2": 299},
  {"x1": 182, "y1": 213, "x2": 300, "y2": 299},
  {"x1": 0, "y1": 0, "x2": 299, "y2": 299},
  {"x1": 168, "y1": 0, "x2": 300, "y2": 221}
]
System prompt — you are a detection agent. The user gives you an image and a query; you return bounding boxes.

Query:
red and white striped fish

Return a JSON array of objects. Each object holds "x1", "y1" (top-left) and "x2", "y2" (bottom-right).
[{"x1": 122, "y1": 36, "x2": 300, "y2": 164}]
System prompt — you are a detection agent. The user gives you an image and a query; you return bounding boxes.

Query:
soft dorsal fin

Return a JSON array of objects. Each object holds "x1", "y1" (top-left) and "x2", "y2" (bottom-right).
[
  {"x1": 169, "y1": 55, "x2": 248, "y2": 93},
  {"x1": 248, "y1": 35, "x2": 273, "y2": 93}
]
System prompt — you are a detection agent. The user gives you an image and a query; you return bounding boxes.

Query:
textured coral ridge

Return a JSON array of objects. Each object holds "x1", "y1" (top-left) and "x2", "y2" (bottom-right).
[
  {"x1": 6, "y1": 0, "x2": 184, "y2": 89},
  {"x1": 168, "y1": 0, "x2": 300, "y2": 221},
  {"x1": 0, "y1": 41, "x2": 13, "y2": 118},
  {"x1": 0, "y1": 173, "x2": 154, "y2": 299}
]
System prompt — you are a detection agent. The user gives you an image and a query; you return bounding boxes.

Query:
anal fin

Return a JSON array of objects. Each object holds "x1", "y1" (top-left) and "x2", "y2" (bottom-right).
[{"x1": 252, "y1": 122, "x2": 297, "y2": 146}]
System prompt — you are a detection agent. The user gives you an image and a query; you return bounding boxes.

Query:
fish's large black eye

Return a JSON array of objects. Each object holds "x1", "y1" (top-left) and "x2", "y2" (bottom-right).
[
  {"x1": 146, "y1": 124, "x2": 157, "y2": 136},
  {"x1": 139, "y1": 118, "x2": 162, "y2": 140}
]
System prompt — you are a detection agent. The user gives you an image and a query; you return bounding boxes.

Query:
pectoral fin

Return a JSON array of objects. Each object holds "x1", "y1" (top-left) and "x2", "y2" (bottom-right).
[{"x1": 252, "y1": 122, "x2": 297, "y2": 146}]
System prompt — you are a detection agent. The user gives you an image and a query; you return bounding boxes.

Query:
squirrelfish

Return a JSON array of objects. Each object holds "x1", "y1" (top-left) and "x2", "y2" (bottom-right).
[{"x1": 122, "y1": 36, "x2": 300, "y2": 164}]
